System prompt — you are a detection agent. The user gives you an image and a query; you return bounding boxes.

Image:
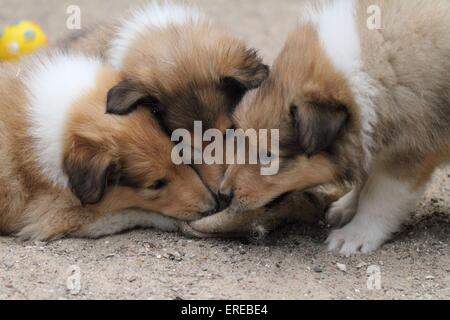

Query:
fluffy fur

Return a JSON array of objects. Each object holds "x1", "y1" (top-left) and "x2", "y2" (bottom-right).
[
  {"x1": 108, "y1": 1, "x2": 207, "y2": 69},
  {"x1": 218, "y1": 0, "x2": 450, "y2": 254},
  {"x1": 302, "y1": 0, "x2": 378, "y2": 170},
  {"x1": 59, "y1": 1, "x2": 337, "y2": 236},
  {"x1": 26, "y1": 55, "x2": 101, "y2": 188},
  {"x1": 0, "y1": 53, "x2": 216, "y2": 241},
  {"x1": 62, "y1": 1, "x2": 269, "y2": 193}
]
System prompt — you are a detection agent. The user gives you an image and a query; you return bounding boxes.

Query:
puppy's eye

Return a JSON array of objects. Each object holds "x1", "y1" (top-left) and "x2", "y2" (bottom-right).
[{"x1": 149, "y1": 179, "x2": 168, "y2": 190}]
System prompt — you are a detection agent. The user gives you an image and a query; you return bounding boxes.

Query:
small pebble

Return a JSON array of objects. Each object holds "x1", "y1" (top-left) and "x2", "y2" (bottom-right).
[
  {"x1": 336, "y1": 263, "x2": 347, "y2": 272},
  {"x1": 313, "y1": 266, "x2": 323, "y2": 273},
  {"x1": 356, "y1": 262, "x2": 367, "y2": 269},
  {"x1": 3, "y1": 259, "x2": 15, "y2": 270}
]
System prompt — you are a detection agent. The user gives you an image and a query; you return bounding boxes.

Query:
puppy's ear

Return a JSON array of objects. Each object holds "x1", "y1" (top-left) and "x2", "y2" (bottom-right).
[
  {"x1": 221, "y1": 49, "x2": 269, "y2": 103},
  {"x1": 234, "y1": 49, "x2": 270, "y2": 89},
  {"x1": 106, "y1": 79, "x2": 159, "y2": 115},
  {"x1": 64, "y1": 138, "x2": 118, "y2": 206},
  {"x1": 290, "y1": 101, "x2": 349, "y2": 156}
]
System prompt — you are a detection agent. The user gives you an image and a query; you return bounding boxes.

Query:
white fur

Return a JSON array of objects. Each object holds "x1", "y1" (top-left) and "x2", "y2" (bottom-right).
[
  {"x1": 25, "y1": 53, "x2": 102, "y2": 188},
  {"x1": 75, "y1": 210, "x2": 179, "y2": 238},
  {"x1": 302, "y1": 0, "x2": 378, "y2": 171},
  {"x1": 327, "y1": 172, "x2": 425, "y2": 256},
  {"x1": 109, "y1": 1, "x2": 207, "y2": 69}
]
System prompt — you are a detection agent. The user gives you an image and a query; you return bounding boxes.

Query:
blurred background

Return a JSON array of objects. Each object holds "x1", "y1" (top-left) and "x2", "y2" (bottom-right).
[{"x1": 0, "y1": 0, "x2": 302, "y2": 63}]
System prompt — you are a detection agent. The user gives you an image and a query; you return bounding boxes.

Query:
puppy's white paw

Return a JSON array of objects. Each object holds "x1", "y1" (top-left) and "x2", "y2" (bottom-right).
[
  {"x1": 326, "y1": 220, "x2": 388, "y2": 256},
  {"x1": 326, "y1": 191, "x2": 358, "y2": 227}
]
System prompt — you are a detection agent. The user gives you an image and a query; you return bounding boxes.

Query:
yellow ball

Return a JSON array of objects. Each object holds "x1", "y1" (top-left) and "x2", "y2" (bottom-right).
[{"x1": 0, "y1": 20, "x2": 48, "y2": 61}]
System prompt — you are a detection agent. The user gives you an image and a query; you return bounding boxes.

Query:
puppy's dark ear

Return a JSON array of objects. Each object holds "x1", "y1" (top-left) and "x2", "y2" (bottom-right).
[
  {"x1": 234, "y1": 49, "x2": 270, "y2": 89},
  {"x1": 291, "y1": 101, "x2": 349, "y2": 156},
  {"x1": 107, "y1": 79, "x2": 158, "y2": 115},
  {"x1": 219, "y1": 76, "x2": 249, "y2": 106},
  {"x1": 64, "y1": 139, "x2": 117, "y2": 206},
  {"x1": 221, "y1": 49, "x2": 269, "y2": 104}
]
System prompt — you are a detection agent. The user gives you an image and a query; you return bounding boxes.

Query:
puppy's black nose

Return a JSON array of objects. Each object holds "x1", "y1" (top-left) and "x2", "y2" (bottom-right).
[{"x1": 218, "y1": 190, "x2": 233, "y2": 210}]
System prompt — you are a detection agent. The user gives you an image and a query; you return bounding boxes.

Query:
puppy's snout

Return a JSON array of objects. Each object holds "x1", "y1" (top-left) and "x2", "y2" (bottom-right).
[{"x1": 218, "y1": 189, "x2": 234, "y2": 209}]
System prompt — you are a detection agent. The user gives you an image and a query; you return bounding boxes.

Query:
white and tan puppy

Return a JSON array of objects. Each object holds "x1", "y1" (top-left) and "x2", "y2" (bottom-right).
[
  {"x1": 0, "y1": 53, "x2": 217, "y2": 241},
  {"x1": 214, "y1": 0, "x2": 450, "y2": 254},
  {"x1": 63, "y1": 1, "x2": 269, "y2": 194}
]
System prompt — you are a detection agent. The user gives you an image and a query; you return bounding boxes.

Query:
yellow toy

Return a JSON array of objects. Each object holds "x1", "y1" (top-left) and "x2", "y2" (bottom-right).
[{"x1": 0, "y1": 20, "x2": 48, "y2": 61}]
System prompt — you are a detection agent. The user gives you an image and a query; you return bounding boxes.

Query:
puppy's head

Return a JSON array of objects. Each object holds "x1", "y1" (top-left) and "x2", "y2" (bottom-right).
[
  {"x1": 63, "y1": 68, "x2": 217, "y2": 221},
  {"x1": 105, "y1": 3, "x2": 269, "y2": 193},
  {"x1": 219, "y1": 26, "x2": 363, "y2": 212}
]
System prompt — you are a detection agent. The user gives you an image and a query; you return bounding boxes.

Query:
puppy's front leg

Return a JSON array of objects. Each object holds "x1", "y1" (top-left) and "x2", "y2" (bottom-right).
[
  {"x1": 327, "y1": 171, "x2": 426, "y2": 256},
  {"x1": 17, "y1": 205, "x2": 98, "y2": 241},
  {"x1": 73, "y1": 210, "x2": 178, "y2": 238},
  {"x1": 18, "y1": 205, "x2": 179, "y2": 241},
  {"x1": 181, "y1": 187, "x2": 343, "y2": 238}
]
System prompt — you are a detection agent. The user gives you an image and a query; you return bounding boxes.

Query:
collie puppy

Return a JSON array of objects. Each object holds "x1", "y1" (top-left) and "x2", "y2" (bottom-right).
[
  {"x1": 215, "y1": 0, "x2": 450, "y2": 254},
  {"x1": 62, "y1": 1, "x2": 269, "y2": 194},
  {"x1": 0, "y1": 53, "x2": 217, "y2": 241}
]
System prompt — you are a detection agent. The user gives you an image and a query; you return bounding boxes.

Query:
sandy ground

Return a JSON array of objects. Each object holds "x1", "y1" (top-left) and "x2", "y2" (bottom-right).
[{"x1": 0, "y1": 0, "x2": 449, "y2": 300}]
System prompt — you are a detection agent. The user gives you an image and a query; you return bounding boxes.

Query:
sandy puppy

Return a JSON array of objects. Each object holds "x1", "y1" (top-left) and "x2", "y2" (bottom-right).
[
  {"x1": 63, "y1": 1, "x2": 269, "y2": 193},
  {"x1": 216, "y1": 0, "x2": 450, "y2": 254},
  {"x1": 0, "y1": 53, "x2": 216, "y2": 241}
]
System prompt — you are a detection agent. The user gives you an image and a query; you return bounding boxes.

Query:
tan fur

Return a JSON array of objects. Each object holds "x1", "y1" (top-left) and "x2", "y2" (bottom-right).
[
  {"x1": 57, "y1": 6, "x2": 340, "y2": 236},
  {"x1": 61, "y1": 11, "x2": 269, "y2": 193},
  {"x1": 112, "y1": 14, "x2": 339, "y2": 233},
  {"x1": 215, "y1": 25, "x2": 354, "y2": 212},
  {"x1": 357, "y1": 0, "x2": 450, "y2": 183},
  {"x1": 182, "y1": 186, "x2": 344, "y2": 237},
  {"x1": 219, "y1": 0, "x2": 450, "y2": 215},
  {"x1": 0, "y1": 61, "x2": 216, "y2": 241}
]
